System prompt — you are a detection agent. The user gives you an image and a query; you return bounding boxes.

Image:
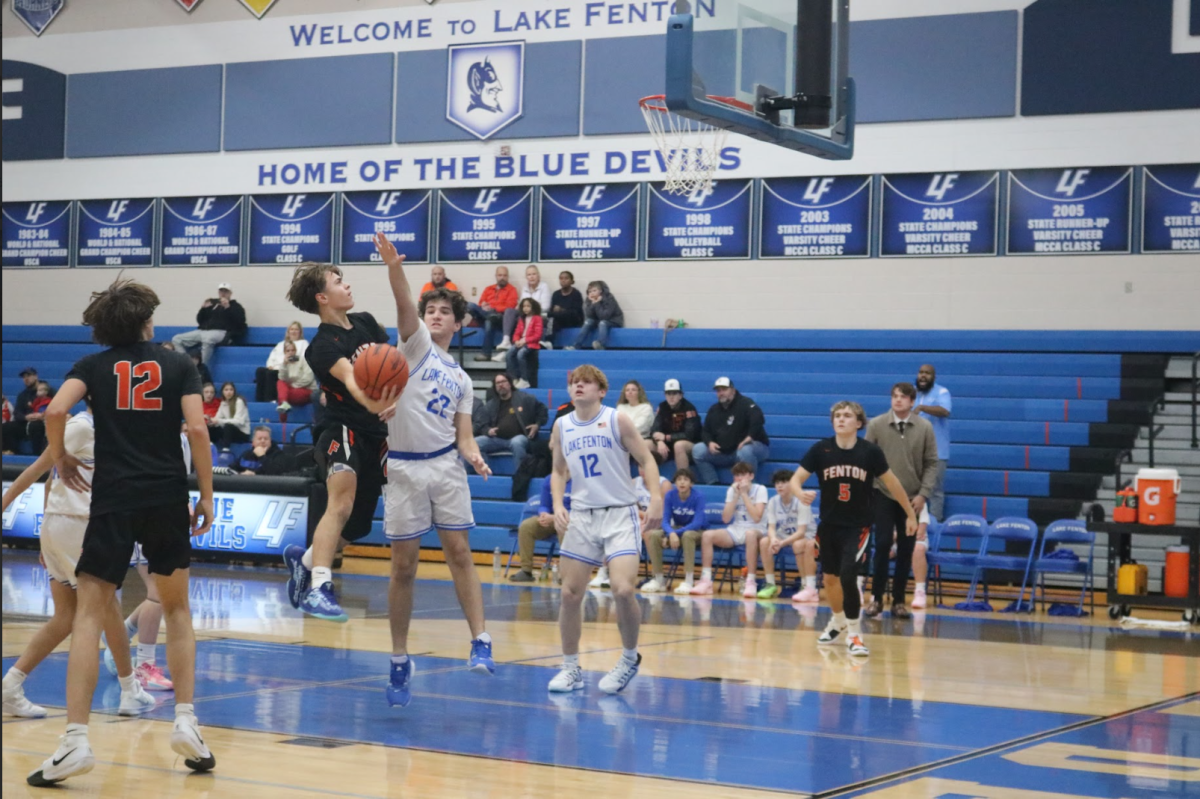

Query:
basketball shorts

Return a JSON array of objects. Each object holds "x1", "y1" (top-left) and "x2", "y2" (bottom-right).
[
  {"x1": 726, "y1": 524, "x2": 762, "y2": 546},
  {"x1": 385, "y1": 452, "x2": 475, "y2": 540},
  {"x1": 815, "y1": 523, "x2": 871, "y2": 576},
  {"x1": 78, "y1": 501, "x2": 193, "y2": 587},
  {"x1": 561, "y1": 505, "x2": 641, "y2": 567},
  {"x1": 40, "y1": 513, "x2": 88, "y2": 587},
  {"x1": 315, "y1": 425, "x2": 388, "y2": 542}
]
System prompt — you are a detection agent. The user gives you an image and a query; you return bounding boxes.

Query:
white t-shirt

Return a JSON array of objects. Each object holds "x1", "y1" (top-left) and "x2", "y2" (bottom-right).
[
  {"x1": 387, "y1": 320, "x2": 474, "y2": 455},
  {"x1": 47, "y1": 411, "x2": 94, "y2": 517},
  {"x1": 725, "y1": 482, "x2": 768, "y2": 532},
  {"x1": 521, "y1": 282, "x2": 552, "y2": 312},
  {"x1": 766, "y1": 494, "x2": 815, "y2": 538}
]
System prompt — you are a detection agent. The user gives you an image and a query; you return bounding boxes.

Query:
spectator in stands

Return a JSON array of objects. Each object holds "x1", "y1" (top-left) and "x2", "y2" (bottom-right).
[
  {"x1": 863, "y1": 382, "x2": 938, "y2": 619},
  {"x1": 275, "y1": 339, "x2": 317, "y2": 414},
  {"x1": 469, "y1": 267, "x2": 519, "y2": 361},
  {"x1": 566, "y1": 281, "x2": 623, "y2": 351},
  {"x1": 498, "y1": 265, "x2": 552, "y2": 357},
  {"x1": 237, "y1": 426, "x2": 289, "y2": 476},
  {"x1": 510, "y1": 477, "x2": 571, "y2": 583},
  {"x1": 172, "y1": 281, "x2": 248, "y2": 364},
  {"x1": 914, "y1": 364, "x2": 952, "y2": 520},
  {"x1": 420, "y1": 266, "x2": 457, "y2": 295},
  {"x1": 23, "y1": 381, "x2": 54, "y2": 455},
  {"x1": 546, "y1": 270, "x2": 584, "y2": 347},
  {"x1": 745, "y1": 469, "x2": 814, "y2": 599},
  {"x1": 616, "y1": 381, "x2": 654, "y2": 444},
  {"x1": 210, "y1": 380, "x2": 250, "y2": 449},
  {"x1": 200, "y1": 382, "x2": 221, "y2": 421},
  {"x1": 473, "y1": 373, "x2": 547, "y2": 468},
  {"x1": 256, "y1": 321, "x2": 308, "y2": 402},
  {"x1": 688, "y1": 462, "x2": 767, "y2": 595},
  {"x1": 692, "y1": 377, "x2": 770, "y2": 485},
  {"x1": 770, "y1": 483, "x2": 822, "y2": 604},
  {"x1": 641, "y1": 468, "x2": 706, "y2": 592},
  {"x1": 504, "y1": 298, "x2": 543, "y2": 389},
  {"x1": 1, "y1": 395, "x2": 11, "y2": 426},
  {"x1": 1, "y1": 367, "x2": 39, "y2": 454},
  {"x1": 190, "y1": 351, "x2": 212, "y2": 388},
  {"x1": 651, "y1": 379, "x2": 702, "y2": 471}
]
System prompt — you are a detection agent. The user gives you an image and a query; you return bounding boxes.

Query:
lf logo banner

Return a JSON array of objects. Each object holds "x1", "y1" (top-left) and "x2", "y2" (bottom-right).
[
  {"x1": 446, "y1": 41, "x2": 524, "y2": 140},
  {"x1": 11, "y1": 0, "x2": 64, "y2": 36}
]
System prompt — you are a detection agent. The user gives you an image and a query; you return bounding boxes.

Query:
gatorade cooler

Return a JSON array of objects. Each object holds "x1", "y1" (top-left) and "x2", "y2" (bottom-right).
[
  {"x1": 1163, "y1": 546, "x2": 1191, "y2": 598},
  {"x1": 1136, "y1": 468, "x2": 1181, "y2": 525}
]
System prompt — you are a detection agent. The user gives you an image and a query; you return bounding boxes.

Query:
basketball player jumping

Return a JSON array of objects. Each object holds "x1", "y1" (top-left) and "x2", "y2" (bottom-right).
[
  {"x1": 372, "y1": 233, "x2": 495, "y2": 707},
  {"x1": 548, "y1": 365, "x2": 663, "y2": 695},
  {"x1": 790, "y1": 401, "x2": 917, "y2": 657},
  {"x1": 27, "y1": 278, "x2": 216, "y2": 785},
  {"x1": 283, "y1": 263, "x2": 402, "y2": 622}
]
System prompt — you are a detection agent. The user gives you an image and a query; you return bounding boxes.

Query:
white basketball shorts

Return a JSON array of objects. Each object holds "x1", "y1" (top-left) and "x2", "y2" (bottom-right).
[
  {"x1": 560, "y1": 505, "x2": 641, "y2": 567},
  {"x1": 40, "y1": 513, "x2": 88, "y2": 587},
  {"x1": 384, "y1": 452, "x2": 475, "y2": 540}
]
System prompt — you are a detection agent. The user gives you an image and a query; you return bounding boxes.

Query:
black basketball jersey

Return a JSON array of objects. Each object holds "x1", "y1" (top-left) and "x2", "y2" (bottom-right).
[
  {"x1": 306, "y1": 311, "x2": 390, "y2": 436},
  {"x1": 66, "y1": 343, "x2": 202, "y2": 516},
  {"x1": 799, "y1": 436, "x2": 891, "y2": 528}
]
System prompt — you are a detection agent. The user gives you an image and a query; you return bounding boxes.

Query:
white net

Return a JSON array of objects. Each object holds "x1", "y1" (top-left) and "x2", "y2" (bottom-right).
[{"x1": 639, "y1": 97, "x2": 732, "y2": 196}]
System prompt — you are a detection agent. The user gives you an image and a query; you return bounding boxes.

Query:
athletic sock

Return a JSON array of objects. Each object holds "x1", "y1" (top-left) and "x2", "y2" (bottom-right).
[
  {"x1": 301, "y1": 547, "x2": 314, "y2": 570},
  {"x1": 652, "y1": 572, "x2": 663, "y2": 582},
  {"x1": 118, "y1": 674, "x2": 137, "y2": 693},
  {"x1": 916, "y1": 582, "x2": 927, "y2": 592},
  {"x1": 563, "y1": 654, "x2": 580, "y2": 670},
  {"x1": 804, "y1": 575, "x2": 817, "y2": 589},
  {"x1": 847, "y1": 617, "x2": 861, "y2": 635},
  {"x1": 622, "y1": 648, "x2": 638, "y2": 662},
  {"x1": 175, "y1": 703, "x2": 195, "y2": 718},
  {"x1": 136, "y1": 643, "x2": 155, "y2": 667},
  {"x1": 832, "y1": 611, "x2": 847, "y2": 627},
  {"x1": 64, "y1": 723, "x2": 88, "y2": 739},
  {"x1": 312, "y1": 567, "x2": 333, "y2": 588},
  {"x1": 701, "y1": 568, "x2": 712, "y2": 581},
  {"x1": 766, "y1": 573, "x2": 776, "y2": 586},
  {"x1": 475, "y1": 632, "x2": 491, "y2": 644},
  {"x1": 391, "y1": 654, "x2": 409, "y2": 666},
  {"x1": 4, "y1": 667, "x2": 27, "y2": 688}
]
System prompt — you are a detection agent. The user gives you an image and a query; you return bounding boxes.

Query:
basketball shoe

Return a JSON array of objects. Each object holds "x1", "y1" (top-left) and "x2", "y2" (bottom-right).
[{"x1": 27, "y1": 731, "x2": 93, "y2": 787}]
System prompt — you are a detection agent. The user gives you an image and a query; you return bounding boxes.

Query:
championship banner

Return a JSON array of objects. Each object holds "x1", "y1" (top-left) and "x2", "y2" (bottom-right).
[
  {"x1": 160, "y1": 195, "x2": 244, "y2": 266},
  {"x1": 10, "y1": 0, "x2": 64, "y2": 36},
  {"x1": 645, "y1": 180, "x2": 752, "y2": 260},
  {"x1": 2, "y1": 200, "x2": 72, "y2": 267},
  {"x1": 75, "y1": 198, "x2": 156, "y2": 267},
  {"x1": 339, "y1": 190, "x2": 432, "y2": 264},
  {"x1": 248, "y1": 192, "x2": 334, "y2": 265},
  {"x1": 1141, "y1": 164, "x2": 1200, "y2": 254},
  {"x1": 538, "y1": 183, "x2": 639, "y2": 262},
  {"x1": 880, "y1": 171, "x2": 999, "y2": 257},
  {"x1": 759, "y1": 176, "x2": 871, "y2": 259},
  {"x1": 1007, "y1": 167, "x2": 1132, "y2": 255},
  {"x1": 437, "y1": 186, "x2": 532, "y2": 263}
]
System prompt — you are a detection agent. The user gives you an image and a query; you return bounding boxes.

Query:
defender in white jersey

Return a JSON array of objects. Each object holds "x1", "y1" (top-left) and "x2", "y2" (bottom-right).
[
  {"x1": 373, "y1": 233, "x2": 495, "y2": 709},
  {"x1": 2, "y1": 407, "x2": 154, "y2": 719},
  {"x1": 548, "y1": 365, "x2": 663, "y2": 696}
]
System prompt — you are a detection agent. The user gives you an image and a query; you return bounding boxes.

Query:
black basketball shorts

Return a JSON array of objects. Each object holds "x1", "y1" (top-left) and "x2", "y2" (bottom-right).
[
  {"x1": 815, "y1": 523, "x2": 871, "y2": 577},
  {"x1": 78, "y1": 501, "x2": 193, "y2": 586},
  {"x1": 315, "y1": 425, "x2": 388, "y2": 542}
]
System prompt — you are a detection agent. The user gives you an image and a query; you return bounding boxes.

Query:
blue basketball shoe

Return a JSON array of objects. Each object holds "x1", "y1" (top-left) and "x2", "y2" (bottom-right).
[
  {"x1": 468, "y1": 638, "x2": 495, "y2": 675},
  {"x1": 387, "y1": 658, "x2": 414, "y2": 708},
  {"x1": 299, "y1": 582, "x2": 348, "y2": 623},
  {"x1": 282, "y1": 545, "x2": 310, "y2": 610}
]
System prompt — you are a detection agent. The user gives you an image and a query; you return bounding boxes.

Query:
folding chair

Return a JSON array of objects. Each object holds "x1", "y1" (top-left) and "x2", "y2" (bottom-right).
[
  {"x1": 975, "y1": 517, "x2": 1039, "y2": 612},
  {"x1": 504, "y1": 497, "x2": 557, "y2": 577},
  {"x1": 1033, "y1": 519, "x2": 1095, "y2": 615},
  {"x1": 925, "y1": 514, "x2": 988, "y2": 607}
]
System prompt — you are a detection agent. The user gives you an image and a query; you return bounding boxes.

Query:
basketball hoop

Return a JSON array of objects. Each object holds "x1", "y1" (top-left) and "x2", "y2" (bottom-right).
[{"x1": 639, "y1": 94, "x2": 753, "y2": 195}]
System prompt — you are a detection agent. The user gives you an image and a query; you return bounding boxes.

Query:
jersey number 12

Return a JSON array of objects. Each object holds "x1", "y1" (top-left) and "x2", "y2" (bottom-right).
[
  {"x1": 579, "y1": 453, "x2": 603, "y2": 478},
  {"x1": 114, "y1": 361, "x2": 163, "y2": 411}
]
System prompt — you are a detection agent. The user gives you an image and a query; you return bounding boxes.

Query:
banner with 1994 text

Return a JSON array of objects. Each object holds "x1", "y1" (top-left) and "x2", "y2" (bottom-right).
[{"x1": 249, "y1": 192, "x2": 335, "y2": 265}]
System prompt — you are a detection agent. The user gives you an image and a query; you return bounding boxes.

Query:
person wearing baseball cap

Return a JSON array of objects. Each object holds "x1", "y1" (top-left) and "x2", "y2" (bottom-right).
[
  {"x1": 171, "y1": 282, "x2": 248, "y2": 364},
  {"x1": 691, "y1": 377, "x2": 770, "y2": 485},
  {"x1": 650, "y1": 379, "x2": 701, "y2": 472},
  {"x1": 2, "y1": 367, "x2": 41, "y2": 453}
]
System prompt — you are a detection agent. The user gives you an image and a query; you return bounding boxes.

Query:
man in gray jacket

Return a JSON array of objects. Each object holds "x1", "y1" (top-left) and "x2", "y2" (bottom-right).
[
  {"x1": 473, "y1": 372, "x2": 548, "y2": 467},
  {"x1": 863, "y1": 382, "x2": 939, "y2": 619}
]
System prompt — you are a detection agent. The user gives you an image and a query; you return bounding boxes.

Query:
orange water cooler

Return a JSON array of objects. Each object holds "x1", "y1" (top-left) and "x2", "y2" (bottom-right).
[
  {"x1": 1163, "y1": 546, "x2": 1192, "y2": 598},
  {"x1": 1136, "y1": 468, "x2": 1181, "y2": 525}
]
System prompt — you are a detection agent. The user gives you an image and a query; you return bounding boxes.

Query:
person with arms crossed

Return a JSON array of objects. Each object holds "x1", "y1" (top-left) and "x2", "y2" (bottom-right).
[
  {"x1": 789, "y1": 401, "x2": 917, "y2": 657},
  {"x1": 282, "y1": 262, "x2": 401, "y2": 623},
  {"x1": 27, "y1": 278, "x2": 217, "y2": 786},
  {"x1": 548, "y1": 365, "x2": 663, "y2": 694},
  {"x1": 372, "y1": 233, "x2": 496, "y2": 708}
]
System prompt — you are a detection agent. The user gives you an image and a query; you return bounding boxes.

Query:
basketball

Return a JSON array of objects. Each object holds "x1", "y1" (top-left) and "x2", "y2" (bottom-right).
[{"x1": 353, "y1": 343, "x2": 409, "y2": 400}]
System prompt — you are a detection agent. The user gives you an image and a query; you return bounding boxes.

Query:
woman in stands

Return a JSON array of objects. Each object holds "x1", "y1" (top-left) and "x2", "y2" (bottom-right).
[
  {"x1": 275, "y1": 339, "x2": 317, "y2": 415},
  {"x1": 210, "y1": 381, "x2": 249, "y2": 450},
  {"x1": 256, "y1": 321, "x2": 307, "y2": 401},
  {"x1": 616, "y1": 380, "x2": 654, "y2": 444}
]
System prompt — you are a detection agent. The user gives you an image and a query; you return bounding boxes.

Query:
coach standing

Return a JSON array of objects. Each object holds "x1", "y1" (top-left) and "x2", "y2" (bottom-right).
[
  {"x1": 863, "y1": 383, "x2": 938, "y2": 619},
  {"x1": 914, "y1": 364, "x2": 952, "y2": 520}
]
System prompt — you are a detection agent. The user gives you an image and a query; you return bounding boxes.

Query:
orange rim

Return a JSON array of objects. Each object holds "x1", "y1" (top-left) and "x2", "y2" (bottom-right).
[{"x1": 639, "y1": 94, "x2": 754, "y2": 114}]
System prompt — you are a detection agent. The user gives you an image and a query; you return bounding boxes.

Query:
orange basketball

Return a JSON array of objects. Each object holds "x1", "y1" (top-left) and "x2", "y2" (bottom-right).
[{"x1": 353, "y1": 343, "x2": 409, "y2": 400}]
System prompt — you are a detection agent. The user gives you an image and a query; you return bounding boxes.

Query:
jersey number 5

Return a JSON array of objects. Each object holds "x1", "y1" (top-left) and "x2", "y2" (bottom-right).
[
  {"x1": 838, "y1": 483, "x2": 851, "y2": 502},
  {"x1": 114, "y1": 361, "x2": 163, "y2": 411}
]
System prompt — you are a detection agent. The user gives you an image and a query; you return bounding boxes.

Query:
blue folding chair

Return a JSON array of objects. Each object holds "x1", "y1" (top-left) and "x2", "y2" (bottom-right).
[
  {"x1": 1033, "y1": 519, "x2": 1095, "y2": 615},
  {"x1": 504, "y1": 497, "x2": 556, "y2": 576},
  {"x1": 976, "y1": 517, "x2": 1039, "y2": 612},
  {"x1": 925, "y1": 514, "x2": 989, "y2": 607}
]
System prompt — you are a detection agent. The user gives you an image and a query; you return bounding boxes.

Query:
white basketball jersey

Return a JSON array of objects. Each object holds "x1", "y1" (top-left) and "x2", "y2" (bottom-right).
[
  {"x1": 726, "y1": 483, "x2": 769, "y2": 531},
  {"x1": 558, "y1": 406, "x2": 636, "y2": 509},
  {"x1": 387, "y1": 321, "x2": 474, "y2": 454},
  {"x1": 767, "y1": 494, "x2": 813, "y2": 537},
  {"x1": 47, "y1": 411, "x2": 94, "y2": 517}
]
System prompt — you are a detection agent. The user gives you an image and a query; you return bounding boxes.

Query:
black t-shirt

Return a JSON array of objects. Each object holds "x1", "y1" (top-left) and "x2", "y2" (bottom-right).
[
  {"x1": 306, "y1": 312, "x2": 389, "y2": 436},
  {"x1": 66, "y1": 343, "x2": 202, "y2": 515},
  {"x1": 495, "y1": 397, "x2": 524, "y2": 439},
  {"x1": 799, "y1": 436, "x2": 891, "y2": 528}
]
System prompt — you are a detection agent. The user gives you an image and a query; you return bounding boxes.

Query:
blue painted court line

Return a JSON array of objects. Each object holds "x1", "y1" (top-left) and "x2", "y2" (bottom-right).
[{"x1": 5, "y1": 639, "x2": 1092, "y2": 795}]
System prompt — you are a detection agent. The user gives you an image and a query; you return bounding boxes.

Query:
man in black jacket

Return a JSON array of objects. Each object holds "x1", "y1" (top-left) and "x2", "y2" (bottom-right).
[
  {"x1": 172, "y1": 282, "x2": 248, "y2": 364},
  {"x1": 472, "y1": 373, "x2": 548, "y2": 468},
  {"x1": 1, "y1": 367, "x2": 39, "y2": 453},
  {"x1": 545, "y1": 270, "x2": 584, "y2": 347},
  {"x1": 237, "y1": 426, "x2": 290, "y2": 476},
  {"x1": 691, "y1": 377, "x2": 770, "y2": 484},
  {"x1": 651, "y1": 378, "x2": 702, "y2": 472}
]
